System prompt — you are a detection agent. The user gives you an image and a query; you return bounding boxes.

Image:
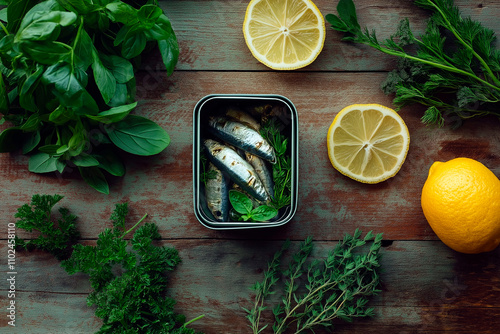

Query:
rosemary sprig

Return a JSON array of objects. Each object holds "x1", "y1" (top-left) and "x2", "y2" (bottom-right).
[{"x1": 246, "y1": 230, "x2": 383, "y2": 334}]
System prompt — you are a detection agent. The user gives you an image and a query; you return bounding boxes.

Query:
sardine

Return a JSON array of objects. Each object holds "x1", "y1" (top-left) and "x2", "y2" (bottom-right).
[
  {"x1": 208, "y1": 116, "x2": 276, "y2": 164},
  {"x1": 204, "y1": 162, "x2": 230, "y2": 222},
  {"x1": 245, "y1": 153, "x2": 274, "y2": 200},
  {"x1": 225, "y1": 107, "x2": 261, "y2": 131},
  {"x1": 204, "y1": 139, "x2": 269, "y2": 202}
]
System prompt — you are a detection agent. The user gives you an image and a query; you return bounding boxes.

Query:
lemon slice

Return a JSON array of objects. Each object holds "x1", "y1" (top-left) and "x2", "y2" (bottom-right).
[
  {"x1": 327, "y1": 104, "x2": 410, "y2": 183},
  {"x1": 242, "y1": 0, "x2": 325, "y2": 70}
]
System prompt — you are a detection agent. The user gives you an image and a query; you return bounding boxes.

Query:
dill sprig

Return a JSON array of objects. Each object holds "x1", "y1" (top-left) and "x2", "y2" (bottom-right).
[
  {"x1": 327, "y1": 0, "x2": 500, "y2": 128},
  {"x1": 245, "y1": 230, "x2": 383, "y2": 334}
]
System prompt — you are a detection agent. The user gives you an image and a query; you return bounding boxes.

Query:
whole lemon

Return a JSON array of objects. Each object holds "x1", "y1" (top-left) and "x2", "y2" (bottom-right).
[{"x1": 421, "y1": 157, "x2": 500, "y2": 254}]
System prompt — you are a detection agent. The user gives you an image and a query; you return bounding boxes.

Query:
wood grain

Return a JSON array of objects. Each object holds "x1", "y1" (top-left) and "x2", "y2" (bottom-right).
[{"x1": 1, "y1": 0, "x2": 500, "y2": 333}]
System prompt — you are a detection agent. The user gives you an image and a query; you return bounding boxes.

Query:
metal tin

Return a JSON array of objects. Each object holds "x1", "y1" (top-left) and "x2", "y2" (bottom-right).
[{"x1": 193, "y1": 94, "x2": 298, "y2": 230}]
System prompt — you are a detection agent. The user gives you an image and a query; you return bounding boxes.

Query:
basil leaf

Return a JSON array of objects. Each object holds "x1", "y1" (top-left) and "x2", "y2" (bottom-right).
[
  {"x1": 28, "y1": 152, "x2": 59, "y2": 173},
  {"x1": 105, "y1": 2, "x2": 138, "y2": 25},
  {"x1": 122, "y1": 33, "x2": 146, "y2": 59},
  {"x1": 229, "y1": 190, "x2": 253, "y2": 215},
  {"x1": 17, "y1": 0, "x2": 63, "y2": 33},
  {"x1": 19, "y1": 64, "x2": 44, "y2": 112},
  {"x1": 43, "y1": 62, "x2": 83, "y2": 99},
  {"x1": 86, "y1": 102, "x2": 137, "y2": 124},
  {"x1": 74, "y1": 29, "x2": 93, "y2": 71},
  {"x1": 0, "y1": 8, "x2": 7, "y2": 23},
  {"x1": 78, "y1": 166, "x2": 109, "y2": 194},
  {"x1": 94, "y1": 148, "x2": 125, "y2": 177},
  {"x1": 22, "y1": 130, "x2": 40, "y2": 154},
  {"x1": 158, "y1": 37, "x2": 178, "y2": 76},
  {"x1": 101, "y1": 54, "x2": 134, "y2": 84},
  {"x1": 22, "y1": 40, "x2": 71, "y2": 65},
  {"x1": 251, "y1": 205, "x2": 278, "y2": 222},
  {"x1": 56, "y1": 0, "x2": 98, "y2": 15},
  {"x1": 18, "y1": 21, "x2": 60, "y2": 41},
  {"x1": 106, "y1": 115, "x2": 170, "y2": 156},
  {"x1": 72, "y1": 153, "x2": 99, "y2": 167},
  {"x1": 0, "y1": 127, "x2": 23, "y2": 152},
  {"x1": 38, "y1": 144, "x2": 63, "y2": 154},
  {"x1": 92, "y1": 49, "x2": 116, "y2": 104},
  {"x1": 19, "y1": 113, "x2": 41, "y2": 131},
  {"x1": 138, "y1": 5, "x2": 162, "y2": 29},
  {"x1": 0, "y1": 72, "x2": 7, "y2": 113},
  {"x1": 107, "y1": 83, "x2": 129, "y2": 107},
  {"x1": 6, "y1": 0, "x2": 38, "y2": 33}
]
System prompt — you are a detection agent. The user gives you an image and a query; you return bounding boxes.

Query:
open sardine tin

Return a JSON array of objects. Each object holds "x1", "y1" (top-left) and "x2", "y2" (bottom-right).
[{"x1": 193, "y1": 94, "x2": 298, "y2": 230}]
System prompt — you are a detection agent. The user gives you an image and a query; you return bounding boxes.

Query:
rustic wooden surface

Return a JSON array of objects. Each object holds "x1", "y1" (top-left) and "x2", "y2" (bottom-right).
[{"x1": 1, "y1": 0, "x2": 500, "y2": 333}]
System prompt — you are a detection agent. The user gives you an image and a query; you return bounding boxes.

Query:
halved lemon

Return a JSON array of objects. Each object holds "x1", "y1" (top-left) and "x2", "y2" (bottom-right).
[
  {"x1": 242, "y1": 0, "x2": 325, "y2": 70},
  {"x1": 327, "y1": 104, "x2": 410, "y2": 183}
]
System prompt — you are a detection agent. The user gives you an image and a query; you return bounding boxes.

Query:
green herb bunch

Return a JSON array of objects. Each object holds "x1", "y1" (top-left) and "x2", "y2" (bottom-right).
[
  {"x1": 229, "y1": 189, "x2": 278, "y2": 222},
  {"x1": 260, "y1": 119, "x2": 292, "y2": 210},
  {"x1": 15, "y1": 194, "x2": 203, "y2": 334},
  {"x1": 14, "y1": 193, "x2": 79, "y2": 260},
  {"x1": 327, "y1": 0, "x2": 500, "y2": 128},
  {"x1": 245, "y1": 230, "x2": 383, "y2": 334},
  {"x1": 0, "y1": 0, "x2": 178, "y2": 193}
]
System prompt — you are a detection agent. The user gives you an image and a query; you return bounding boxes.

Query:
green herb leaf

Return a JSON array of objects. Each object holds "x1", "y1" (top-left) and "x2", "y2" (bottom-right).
[
  {"x1": 28, "y1": 152, "x2": 60, "y2": 173},
  {"x1": 93, "y1": 148, "x2": 125, "y2": 177},
  {"x1": 106, "y1": 114, "x2": 170, "y2": 156},
  {"x1": 229, "y1": 190, "x2": 253, "y2": 214},
  {"x1": 0, "y1": 72, "x2": 7, "y2": 113},
  {"x1": 72, "y1": 153, "x2": 99, "y2": 167},
  {"x1": 91, "y1": 49, "x2": 116, "y2": 104},
  {"x1": 86, "y1": 102, "x2": 137, "y2": 124},
  {"x1": 121, "y1": 32, "x2": 146, "y2": 59},
  {"x1": 0, "y1": 127, "x2": 23, "y2": 152},
  {"x1": 78, "y1": 166, "x2": 109, "y2": 194},
  {"x1": 250, "y1": 205, "x2": 278, "y2": 221},
  {"x1": 22, "y1": 130, "x2": 40, "y2": 154},
  {"x1": 14, "y1": 194, "x2": 80, "y2": 260},
  {"x1": 6, "y1": 0, "x2": 38, "y2": 33}
]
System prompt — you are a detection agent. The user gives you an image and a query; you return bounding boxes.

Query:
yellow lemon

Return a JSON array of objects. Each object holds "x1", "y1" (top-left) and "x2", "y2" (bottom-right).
[
  {"x1": 327, "y1": 104, "x2": 410, "y2": 183},
  {"x1": 421, "y1": 158, "x2": 500, "y2": 254},
  {"x1": 242, "y1": 0, "x2": 325, "y2": 70}
]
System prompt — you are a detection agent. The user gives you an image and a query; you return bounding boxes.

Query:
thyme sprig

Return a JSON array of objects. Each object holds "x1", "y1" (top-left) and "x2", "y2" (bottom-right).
[{"x1": 246, "y1": 230, "x2": 383, "y2": 334}]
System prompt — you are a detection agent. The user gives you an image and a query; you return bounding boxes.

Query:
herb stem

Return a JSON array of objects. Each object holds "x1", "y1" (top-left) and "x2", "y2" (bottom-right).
[
  {"x1": 121, "y1": 213, "x2": 148, "y2": 238},
  {"x1": 424, "y1": 0, "x2": 500, "y2": 86},
  {"x1": 0, "y1": 21, "x2": 8, "y2": 35},
  {"x1": 368, "y1": 41, "x2": 500, "y2": 92},
  {"x1": 183, "y1": 314, "x2": 205, "y2": 328}
]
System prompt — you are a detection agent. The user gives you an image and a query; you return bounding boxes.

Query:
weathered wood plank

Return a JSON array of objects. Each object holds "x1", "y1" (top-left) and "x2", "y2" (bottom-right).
[
  {"x1": 2, "y1": 71, "x2": 500, "y2": 240},
  {"x1": 158, "y1": 0, "x2": 500, "y2": 72},
  {"x1": 0, "y1": 240, "x2": 498, "y2": 333}
]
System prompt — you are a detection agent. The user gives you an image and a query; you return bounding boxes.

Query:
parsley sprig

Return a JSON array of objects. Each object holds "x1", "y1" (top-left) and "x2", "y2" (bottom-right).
[
  {"x1": 14, "y1": 194, "x2": 203, "y2": 334},
  {"x1": 245, "y1": 230, "x2": 383, "y2": 334},
  {"x1": 14, "y1": 194, "x2": 79, "y2": 260},
  {"x1": 327, "y1": 0, "x2": 500, "y2": 128}
]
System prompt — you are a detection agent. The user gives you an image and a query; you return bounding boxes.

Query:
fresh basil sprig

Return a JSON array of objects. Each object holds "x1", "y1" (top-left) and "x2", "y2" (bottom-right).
[
  {"x1": 0, "y1": 0, "x2": 178, "y2": 193},
  {"x1": 229, "y1": 189, "x2": 278, "y2": 222}
]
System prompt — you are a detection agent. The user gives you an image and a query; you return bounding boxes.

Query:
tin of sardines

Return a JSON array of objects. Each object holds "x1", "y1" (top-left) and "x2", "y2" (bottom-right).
[{"x1": 193, "y1": 94, "x2": 298, "y2": 229}]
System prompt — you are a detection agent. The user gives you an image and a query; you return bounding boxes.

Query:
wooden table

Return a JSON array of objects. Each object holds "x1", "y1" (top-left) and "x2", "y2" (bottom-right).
[{"x1": 1, "y1": 0, "x2": 500, "y2": 333}]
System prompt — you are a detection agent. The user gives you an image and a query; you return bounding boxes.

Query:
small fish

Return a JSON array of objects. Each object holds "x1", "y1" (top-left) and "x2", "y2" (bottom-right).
[
  {"x1": 208, "y1": 116, "x2": 276, "y2": 163},
  {"x1": 245, "y1": 153, "x2": 274, "y2": 200},
  {"x1": 225, "y1": 107, "x2": 261, "y2": 131},
  {"x1": 204, "y1": 139, "x2": 269, "y2": 202},
  {"x1": 204, "y1": 162, "x2": 230, "y2": 222}
]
